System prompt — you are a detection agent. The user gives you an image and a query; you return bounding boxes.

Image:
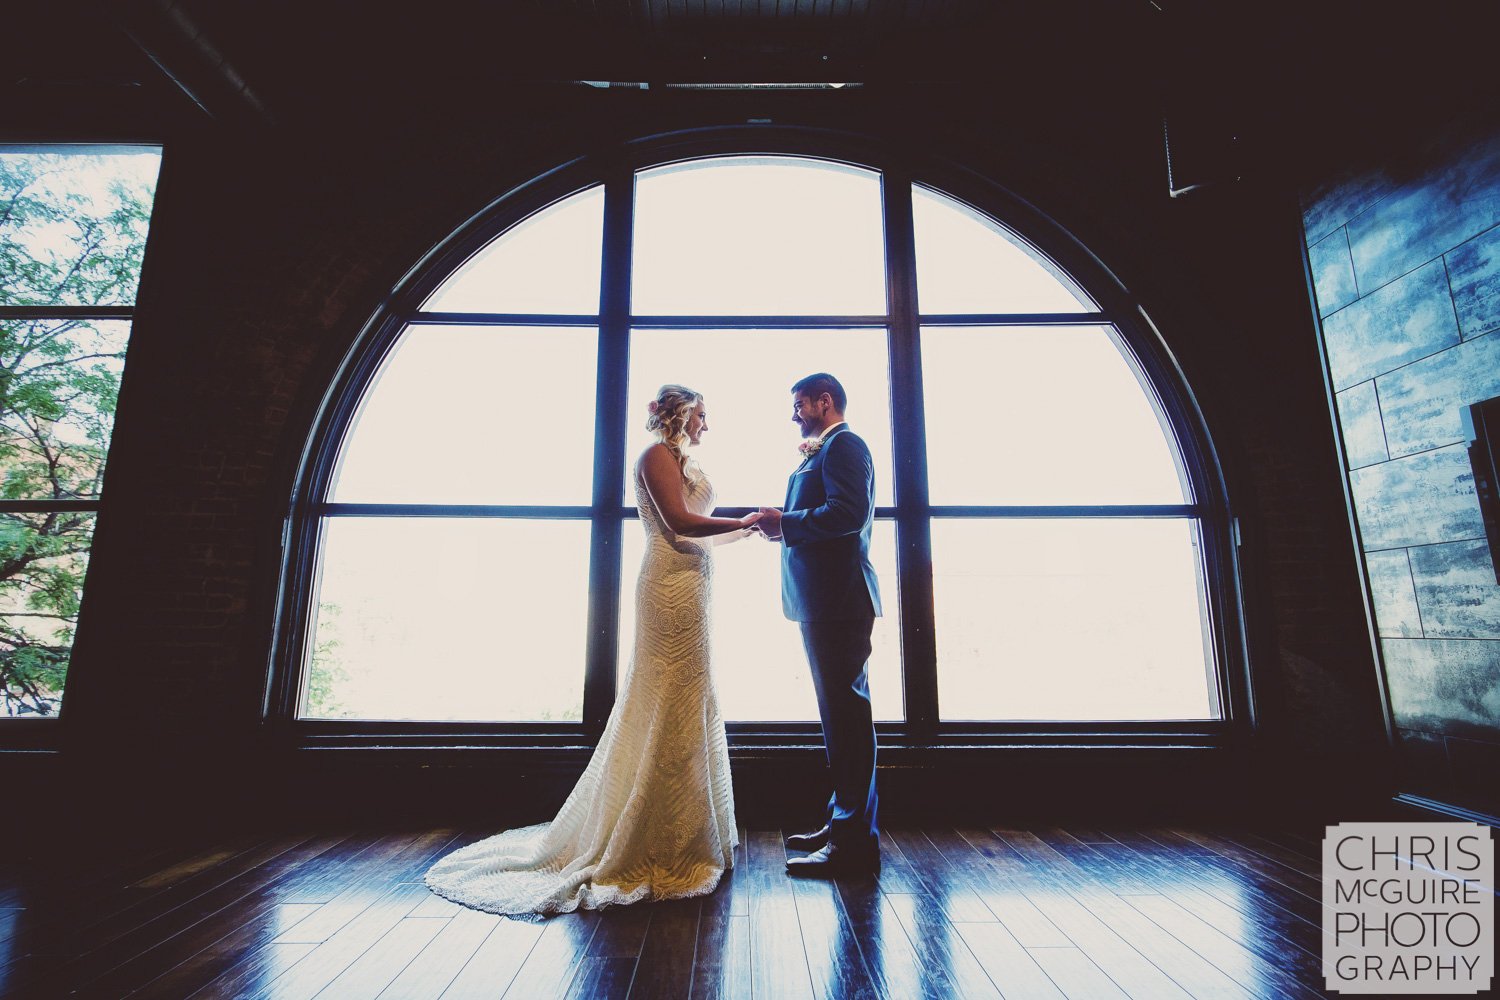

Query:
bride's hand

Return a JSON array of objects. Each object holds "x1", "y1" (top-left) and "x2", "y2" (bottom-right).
[{"x1": 739, "y1": 511, "x2": 763, "y2": 530}]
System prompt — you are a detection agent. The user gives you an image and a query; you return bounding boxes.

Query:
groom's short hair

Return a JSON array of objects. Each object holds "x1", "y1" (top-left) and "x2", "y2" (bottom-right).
[{"x1": 792, "y1": 373, "x2": 847, "y2": 412}]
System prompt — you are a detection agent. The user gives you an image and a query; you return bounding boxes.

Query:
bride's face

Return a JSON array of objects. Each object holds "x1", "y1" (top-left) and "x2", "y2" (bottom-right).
[{"x1": 684, "y1": 402, "x2": 708, "y2": 445}]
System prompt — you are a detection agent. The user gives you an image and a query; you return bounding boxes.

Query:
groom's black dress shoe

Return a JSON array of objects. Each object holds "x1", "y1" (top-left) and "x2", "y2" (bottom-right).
[
  {"x1": 784, "y1": 825, "x2": 832, "y2": 852},
  {"x1": 785, "y1": 843, "x2": 881, "y2": 878}
]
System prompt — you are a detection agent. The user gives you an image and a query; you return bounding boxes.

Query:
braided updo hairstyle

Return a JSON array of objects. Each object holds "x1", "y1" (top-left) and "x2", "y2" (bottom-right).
[{"x1": 646, "y1": 384, "x2": 706, "y2": 484}]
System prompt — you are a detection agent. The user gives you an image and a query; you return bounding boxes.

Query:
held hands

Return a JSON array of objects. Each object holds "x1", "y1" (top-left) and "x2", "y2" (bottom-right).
[{"x1": 753, "y1": 506, "x2": 784, "y2": 540}]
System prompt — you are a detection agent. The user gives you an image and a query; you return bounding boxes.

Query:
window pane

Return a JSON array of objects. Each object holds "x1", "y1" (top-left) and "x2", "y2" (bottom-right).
[
  {"x1": 0, "y1": 510, "x2": 95, "y2": 717},
  {"x1": 625, "y1": 328, "x2": 893, "y2": 506},
  {"x1": 303, "y1": 517, "x2": 587, "y2": 721},
  {"x1": 0, "y1": 147, "x2": 162, "y2": 307},
  {"x1": 922, "y1": 326, "x2": 1189, "y2": 505},
  {"x1": 1, "y1": 319, "x2": 130, "y2": 501},
  {"x1": 933, "y1": 519, "x2": 1216, "y2": 721},
  {"x1": 913, "y1": 185, "x2": 1093, "y2": 314},
  {"x1": 633, "y1": 157, "x2": 886, "y2": 316},
  {"x1": 422, "y1": 186, "x2": 603, "y2": 315},
  {"x1": 330, "y1": 325, "x2": 597, "y2": 505},
  {"x1": 618, "y1": 520, "x2": 901, "y2": 721}
]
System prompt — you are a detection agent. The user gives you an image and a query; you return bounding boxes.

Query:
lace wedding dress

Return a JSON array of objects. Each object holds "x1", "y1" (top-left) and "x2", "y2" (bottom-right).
[{"x1": 422, "y1": 458, "x2": 738, "y2": 915}]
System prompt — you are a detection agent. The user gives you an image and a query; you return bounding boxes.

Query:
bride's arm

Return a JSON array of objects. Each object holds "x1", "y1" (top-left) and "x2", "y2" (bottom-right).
[
  {"x1": 707, "y1": 516, "x2": 756, "y2": 546},
  {"x1": 640, "y1": 445, "x2": 761, "y2": 538}
]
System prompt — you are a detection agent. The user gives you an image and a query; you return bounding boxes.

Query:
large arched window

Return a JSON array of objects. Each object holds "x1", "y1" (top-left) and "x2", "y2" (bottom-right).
[{"x1": 275, "y1": 135, "x2": 1238, "y2": 746}]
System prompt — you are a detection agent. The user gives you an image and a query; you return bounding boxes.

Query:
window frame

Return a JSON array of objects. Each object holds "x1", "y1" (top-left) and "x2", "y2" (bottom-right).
[
  {"x1": 0, "y1": 141, "x2": 167, "y2": 749},
  {"x1": 266, "y1": 128, "x2": 1249, "y2": 754}
]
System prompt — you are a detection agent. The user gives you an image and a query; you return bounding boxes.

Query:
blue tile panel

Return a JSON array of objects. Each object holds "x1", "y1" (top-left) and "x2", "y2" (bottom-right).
[
  {"x1": 1346, "y1": 129, "x2": 1500, "y2": 294},
  {"x1": 1365, "y1": 548, "x2": 1423, "y2": 638},
  {"x1": 1334, "y1": 379, "x2": 1388, "y2": 470},
  {"x1": 1349, "y1": 443, "x2": 1485, "y2": 550},
  {"x1": 1446, "y1": 224, "x2": 1500, "y2": 340},
  {"x1": 1309, "y1": 228, "x2": 1359, "y2": 316},
  {"x1": 1320, "y1": 259, "x2": 1460, "y2": 391},
  {"x1": 1301, "y1": 167, "x2": 1398, "y2": 248},
  {"x1": 1383, "y1": 637, "x2": 1500, "y2": 742},
  {"x1": 1375, "y1": 329, "x2": 1500, "y2": 459},
  {"x1": 1410, "y1": 538, "x2": 1500, "y2": 639}
]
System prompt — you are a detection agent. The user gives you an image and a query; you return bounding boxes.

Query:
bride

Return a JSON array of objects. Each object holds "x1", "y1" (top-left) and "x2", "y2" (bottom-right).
[{"x1": 423, "y1": 384, "x2": 760, "y2": 915}]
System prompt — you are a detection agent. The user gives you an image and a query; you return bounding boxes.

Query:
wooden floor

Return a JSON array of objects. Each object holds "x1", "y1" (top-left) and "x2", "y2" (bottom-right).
[{"x1": 0, "y1": 821, "x2": 1348, "y2": 999}]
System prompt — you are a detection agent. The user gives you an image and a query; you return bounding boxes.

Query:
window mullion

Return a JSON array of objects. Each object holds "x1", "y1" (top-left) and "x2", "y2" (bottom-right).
[
  {"x1": 582, "y1": 161, "x2": 635, "y2": 734},
  {"x1": 882, "y1": 170, "x2": 939, "y2": 735}
]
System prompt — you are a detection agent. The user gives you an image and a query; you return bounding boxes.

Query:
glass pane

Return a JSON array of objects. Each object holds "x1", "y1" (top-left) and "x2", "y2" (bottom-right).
[
  {"x1": 933, "y1": 519, "x2": 1216, "y2": 721},
  {"x1": 913, "y1": 184, "x2": 1093, "y2": 314},
  {"x1": 422, "y1": 186, "x2": 604, "y2": 315},
  {"x1": 619, "y1": 520, "x2": 901, "y2": 722},
  {"x1": 625, "y1": 328, "x2": 893, "y2": 506},
  {"x1": 0, "y1": 319, "x2": 131, "y2": 501},
  {"x1": 0, "y1": 510, "x2": 95, "y2": 717},
  {"x1": 0, "y1": 147, "x2": 162, "y2": 307},
  {"x1": 633, "y1": 157, "x2": 886, "y2": 316},
  {"x1": 329, "y1": 325, "x2": 597, "y2": 505},
  {"x1": 922, "y1": 326, "x2": 1189, "y2": 505},
  {"x1": 303, "y1": 517, "x2": 588, "y2": 721}
]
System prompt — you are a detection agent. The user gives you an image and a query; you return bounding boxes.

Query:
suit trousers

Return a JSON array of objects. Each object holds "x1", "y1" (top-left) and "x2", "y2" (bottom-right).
[{"x1": 799, "y1": 616, "x2": 879, "y2": 850}]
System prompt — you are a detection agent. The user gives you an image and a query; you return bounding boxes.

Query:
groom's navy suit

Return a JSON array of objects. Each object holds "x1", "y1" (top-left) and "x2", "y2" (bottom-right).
[{"x1": 780, "y1": 423, "x2": 882, "y2": 850}]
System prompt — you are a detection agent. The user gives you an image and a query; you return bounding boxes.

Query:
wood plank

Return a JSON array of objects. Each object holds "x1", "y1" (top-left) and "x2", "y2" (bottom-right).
[
  {"x1": 1034, "y1": 829, "x2": 1160, "y2": 895},
  {"x1": 871, "y1": 829, "x2": 927, "y2": 894},
  {"x1": 745, "y1": 830, "x2": 813, "y2": 999},
  {"x1": 788, "y1": 872, "x2": 878, "y2": 1000},
  {"x1": 0, "y1": 831, "x2": 351, "y2": 998},
  {"x1": 691, "y1": 829, "x2": 748, "y2": 1000},
  {"x1": 185, "y1": 942, "x2": 319, "y2": 1000},
  {"x1": 565, "y1": 955, "x2": 639, "y2": 998},
  {"x1": 1028, "y1": 946, "x2": 1130, "y2": 1000},
  {"x1": 1107, "y1": 841, "x2": 1327, "y2": 984},
  {"x1": 690, "y1": 913, "x2": 748, "y2": 1000},
  {"x1": 1123, "y1": 893, "x2": 1325, "y2": 1000},
  {"x1": 1053, "y1": 879, "x2": 1259, "y2": 1000},
  {"x1": 883, "y1": 829, "x2": 993, "y2": 923},
  {"x1": 375, "y1": 907, "x2": 501, "y2": 1000},
  {"x1": 884, "y1": 892, "x2": 1004, "y2": 999},
  {"x1": 435, "y1": 914, "x2": 546, "y2": 1000},
  {"x1": 274, "y1": 829, "x2": 466, "y2": 941},
  {"x1": 72, "y1": 830, "x2": 468, "y2": 1000},
  {"x1": 497, "y1": 909, "x2": 601, "y2": 999},
  {"x1": 973, "y1": 830, "x2": 1197, "y2": 1000},
  {"x1": 951, "y1": 923, "x2": 1066, "y2": 1000},
  {"x1": 315, "y1": 915, "x2": 447, "y2": 997},
  {"x1": 925, "y1": 828, "x2": 1070, "y2": 946},
  {"x1": 629, "y1": 897, "x2": 699, "y2": 1000},
  {"x1": 830, "y1": 880, "x2": 935, "y2": 999},
  {"x1": 240, "y1": 881, "x2": 434, "y2": 1000},
  {"x1": 74, "y1": 835, "x2": 373, "y2": 999},
  {"x1": 587, "y1": 900, "x2": 653, "y2": 958}
]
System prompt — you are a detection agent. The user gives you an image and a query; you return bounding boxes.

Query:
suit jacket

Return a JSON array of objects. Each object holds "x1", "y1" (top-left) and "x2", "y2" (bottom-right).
[{"x1": 780, "y1": 425, "x2": 883, "y2": 622}]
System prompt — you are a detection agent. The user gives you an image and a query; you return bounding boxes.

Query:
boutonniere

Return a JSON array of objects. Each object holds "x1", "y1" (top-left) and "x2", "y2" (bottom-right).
[{"x1": 798, "y1": 438, "x2": 825, "y2": 461}]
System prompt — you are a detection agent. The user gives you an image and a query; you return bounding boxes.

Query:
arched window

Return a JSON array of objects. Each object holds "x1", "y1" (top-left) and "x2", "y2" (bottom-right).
[{"x1": 275, "y1": 135, "x2": 1238, "y2": 745}]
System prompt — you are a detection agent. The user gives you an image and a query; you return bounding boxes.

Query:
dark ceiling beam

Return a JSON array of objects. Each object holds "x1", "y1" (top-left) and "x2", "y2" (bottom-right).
[{"x1": 104, "y1": 0, "x2": 275, "y2": 127}]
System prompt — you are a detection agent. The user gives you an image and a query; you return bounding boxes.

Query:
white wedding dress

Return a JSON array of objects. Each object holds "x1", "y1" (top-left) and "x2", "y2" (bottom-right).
[{"x1": 422, "y1": 458, "x2": 738, "y2": 915}]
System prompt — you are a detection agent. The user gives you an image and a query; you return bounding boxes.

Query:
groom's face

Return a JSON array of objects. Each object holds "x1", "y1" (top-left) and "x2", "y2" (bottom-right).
[{"x1": 791, "y1": 391, "x2": 830, "y2": 438}]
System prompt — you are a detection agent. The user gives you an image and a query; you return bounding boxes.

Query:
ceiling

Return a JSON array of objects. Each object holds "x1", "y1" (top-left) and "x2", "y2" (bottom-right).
[{"x1": 6, "y1": 1, "x2": 1500, "y2": 185}]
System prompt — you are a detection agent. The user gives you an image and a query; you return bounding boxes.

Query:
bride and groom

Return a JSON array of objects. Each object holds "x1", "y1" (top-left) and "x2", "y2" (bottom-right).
[{"x1": 423, "y1": 372, "x2": 883, "y2": 916}]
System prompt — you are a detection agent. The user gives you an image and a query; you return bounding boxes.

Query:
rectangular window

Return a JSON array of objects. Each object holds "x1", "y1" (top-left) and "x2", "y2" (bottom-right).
[{"x1": 0, "y1": 145, "x2": 163, "y2": 718}]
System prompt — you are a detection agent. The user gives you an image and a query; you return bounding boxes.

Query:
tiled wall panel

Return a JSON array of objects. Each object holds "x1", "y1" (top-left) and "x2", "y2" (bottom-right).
[{"x1": 1302, "y1": 109, "x2": 1500, "y2": 817}]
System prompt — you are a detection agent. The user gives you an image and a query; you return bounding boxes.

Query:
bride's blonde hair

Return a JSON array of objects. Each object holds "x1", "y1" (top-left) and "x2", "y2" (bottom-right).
[{"x1": 646, "y1": 384, "x2": 706, "y2": 484}]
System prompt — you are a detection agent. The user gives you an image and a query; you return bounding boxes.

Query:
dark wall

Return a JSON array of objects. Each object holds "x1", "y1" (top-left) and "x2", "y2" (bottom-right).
[
  {"x1": 1303, "y1": 105, "x2": 1500, "y2": 819},
  {"x1": 10, "y1": 82, "x2": 1391, "y2": 834}
]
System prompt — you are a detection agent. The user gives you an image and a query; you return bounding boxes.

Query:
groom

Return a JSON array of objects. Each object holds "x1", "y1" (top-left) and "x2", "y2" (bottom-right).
[{"x1": 754, "y1": 373, "x2": 882, "y2": 877}]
